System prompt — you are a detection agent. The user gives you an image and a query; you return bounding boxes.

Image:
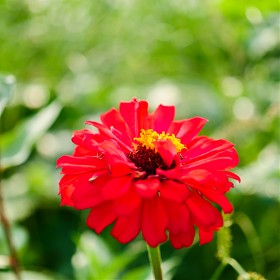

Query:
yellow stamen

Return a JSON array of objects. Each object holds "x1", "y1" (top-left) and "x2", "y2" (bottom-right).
[{"x1": 134, "y1": 129, "x2": 185, "y2": 153}]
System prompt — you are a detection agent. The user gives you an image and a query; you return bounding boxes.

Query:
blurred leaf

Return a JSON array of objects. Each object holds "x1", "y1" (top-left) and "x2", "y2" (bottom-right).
[
  {"x1": 0, "y1": 75, "x2": 15, "y2": 116},
  {"x1": 121, "y1": 266, "x2": 150, "y2": 280},
  {"x1": 1, "y1": 101, "x2": 62, "y2": 169},
  {"x1": 72, "y1": 231, "x2": 146, "y2": 280},
  {"x1": 0, "y1": 224, "x2": 28, "y2": 256}
]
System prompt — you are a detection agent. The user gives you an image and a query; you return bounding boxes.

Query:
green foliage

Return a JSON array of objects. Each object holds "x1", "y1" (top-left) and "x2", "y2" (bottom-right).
[
  {"x1": 1, "y1": 101, "x2": 62, "y2": 169},
  {"x1": 0, "y1": 75, "x2": 15, "y2": 116},
  {"x1": 0, "y1": 0, "x2": 279, "y2": 280}
]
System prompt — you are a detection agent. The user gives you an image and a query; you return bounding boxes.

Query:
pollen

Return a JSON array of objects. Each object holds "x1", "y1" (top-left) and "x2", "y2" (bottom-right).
[{"x1": 134, "y1": 129, "x2": 185, "y2": 153}]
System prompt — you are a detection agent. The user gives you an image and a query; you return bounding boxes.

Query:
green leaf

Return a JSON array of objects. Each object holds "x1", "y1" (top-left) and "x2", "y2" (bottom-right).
[
  {"x1": 1, "y1": 101, "x2": 62, "y2": 169},
  {"x1": 0, "y1": 75, "x2": 15, "y2": 116}
]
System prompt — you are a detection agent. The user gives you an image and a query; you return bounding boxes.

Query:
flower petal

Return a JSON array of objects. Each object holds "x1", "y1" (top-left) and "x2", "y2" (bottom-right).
[
  {"x1": 160, "y1": 180, "x2": 191, "y2": 203},
  {"x1": 59, "y1": 177, "x2": 75, "y2": 207},
  {"x1": 101, "y1": 108, "x2": 132, "y2": 145},
  {"x1": 71, "y1": 175, "x2": 108, "y2": 209},
  {"x1": 163, "y1": 200, "x2": 191, "y2": 234},
  {"x1": 114, "y1": 188, "x2": 142, "y2": 216},
  {"x1": 111, "y1": 209, "x2": 141, "y2": 243},
  {"x1": 169, "y1": 117, "x2": 208, "y2": 145},
  {"x1": 169, "y1": 227, "x2": 195, "y2": 249},
  {"x1": 135, "y1": 177, "x2": 160, "y2": 198},
  {"x1": 102, "y1": 176, "x2": 132, "y2": 200},
  {"x1": 199, "y1": 228, "x2": 214, "y2": 245},
  {"x1": 186, "y1": 137, "x2": 234, "y2": 162},
  {"x1": 181, "y1": 169, "x2": 234, "y2": 213},
  {"x1": 119, "y1": 98, "x2": 148, "y2": 137},
  {"x1": 184, "y1": 149, "x2": 239, "y2": 171},
  {"x1": 142, "y1": 197, "x2": 168, "y2": 247},
  {"x1": 200, "y1": 188, "x2": 233, "y2": 214},
  {"x1": 154, "y1": 139, "x2": 177, "y2": 167},
  {"x1": 86, "y1": 201, "x2": 117, "y2": 234},
  {"x1": 108, "y1": 161, "x2": 134, "y2": 177},
  {"x1": 152, "y1": 104, "x2": 175, "y2": 133},
  {"x1": 187, "y1": 193, "x2": 223, "y2": 230},
  {"x1": 57, "y1": 155, "x2": 106, "y2": 175},
  {"x1": 156, "y1": 162, "x2": 181, "y2": 180}
]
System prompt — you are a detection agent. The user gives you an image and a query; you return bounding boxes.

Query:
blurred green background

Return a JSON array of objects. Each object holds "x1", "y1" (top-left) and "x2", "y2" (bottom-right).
[{"x1": 0, "y1": 0, "x2": 279, "y2": 279}]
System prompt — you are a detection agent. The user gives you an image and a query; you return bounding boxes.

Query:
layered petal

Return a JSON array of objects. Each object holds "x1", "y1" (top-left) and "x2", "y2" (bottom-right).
[
  {"x1": 101, "y1": 108, "x2": 133, "y2": 145},
  {"x1": 113, "y1": 187, "x2": 142, "y2": 216},
  {"x1": 169, "y1": 227, "x2": 195, "y2": 249},
  {"x1": 135, "y1": 177, "x2": 160, "y2": 198},
  {"x1": 71, "y1": 174, "x2": 108, "y2": 209},
  {"x1": 152, "y1": 104, "x2": 175, "y2": 133},
  {"x1": 111, "y1": 208, "x2": 141, "y2": 243},
  {"x1": 87, "y1": 201, "x2": 117, "y2": 234},
  {"x1": 154, "y1": 139, "x2": 177, "y2": 167},
  {"x1": 160, "y1": 180, "x2": 191, "y2": 203},
  {"x1": 188, "y1": 193, "x2": 223, "y2": 230},
  {"x1": 142, "y1": 197, "x2": 168, "y2": 247},
  {"x1": 163, "y1": 200, "x2": 190, "y2": 234},
  {"x1": 199, "y1": 228, "x2": 214, "y2": 245},
  {"x1": 119, "y1": 98, "x2": 149, "y2": 137},
  {"x1": 102, "y1": 176, "x2": 132, "y2": 200},
  {"x1": 57, "y1": 155, "x2": 106, "y2": 175},
  {"x1": 168, "y1": 117, "x2": 208, "y2": 145}
]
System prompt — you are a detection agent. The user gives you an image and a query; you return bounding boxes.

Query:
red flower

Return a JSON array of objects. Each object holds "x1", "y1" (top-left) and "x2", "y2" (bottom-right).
[{"x1": 57, "y1": 98, "x2": 240, "y2": 249}]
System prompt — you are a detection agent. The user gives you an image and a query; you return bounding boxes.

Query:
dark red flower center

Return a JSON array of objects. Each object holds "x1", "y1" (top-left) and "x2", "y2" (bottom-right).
[
  {"x1": 128, "y1": 146, "x2": 170, "y2": 176},
  {"x1": 128, "y1": 129, "x2": 184, "y2": 176}
]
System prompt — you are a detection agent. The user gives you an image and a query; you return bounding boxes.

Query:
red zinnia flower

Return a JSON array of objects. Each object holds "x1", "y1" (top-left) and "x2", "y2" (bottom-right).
[{"x1": 57, "y1": 98, "x2": 240, "y2": 249}]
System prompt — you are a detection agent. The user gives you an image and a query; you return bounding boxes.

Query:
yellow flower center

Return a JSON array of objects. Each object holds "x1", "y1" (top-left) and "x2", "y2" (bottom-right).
[{"x1": 134, "y1": 129, "x2": 185, "y2": 153}]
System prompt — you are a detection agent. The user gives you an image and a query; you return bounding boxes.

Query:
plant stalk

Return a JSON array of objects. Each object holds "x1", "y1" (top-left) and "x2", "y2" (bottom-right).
[{"x1": 146, "y1": 244, "x2": 163, "y2": 280}]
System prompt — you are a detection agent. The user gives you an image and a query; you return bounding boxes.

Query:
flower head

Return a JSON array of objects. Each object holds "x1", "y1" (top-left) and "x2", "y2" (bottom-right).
[{"x1": 57, "y1": 98, "x2": 240, "y2": 249}]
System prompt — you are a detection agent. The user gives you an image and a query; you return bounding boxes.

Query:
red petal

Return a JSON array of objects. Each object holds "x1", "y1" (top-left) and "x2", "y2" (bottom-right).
[
  {"x1": 101, "y1": 108, "x2": 132, "y2": 145},
  {"x1": 153, "y1": 104, "x2": 175, "y2": 133},
  {"x1": 86, "y1": 201, "x2": 117, "y2": 234},
  {"x1": 199, "y1": 228, "x2": 214, "y2": 245},
  {"x1": 119, "y1": 98, "x2": 148, "y2": 137},
  {"x1": 169, "y1": 117, "x2": 208, "y2": 145},
  {"x1": 200, "y1": 188, "x2": 233, "y2": 214},
  {"x1": 224, "y1": 171, "x2": 241, "y2": 182},
  {"x1": 154, "y1": 140, "x2": 176, "y2": 167},
  {"x1": 71, "y1": 175, "x2": 108, "y2": 209},
  {"x1": 109, "y1": 161, "x2": 134, "y2": 177},
  {"x1": 85, "y1": 121, "x2": 131, "y2": 153},
  {"x1": 163, "y1": 200, "x2": 191, "y2": 234},
  {"x1": 135, "y1": 177, "x2": 160, "y2": 198},
  {"x1": 186, "y1": 137, "x2": 234, "y2": 161},
  {"x1": 160, "y1": 180, "x2": 191, "y2": 203},
  {"x1": 187, "y1": 193, "x2": 223, "y2": 230},
  {"x1": 59, "y1": 180, "x2": 74, "y2": 207},
  {"x1": 57, "y1": 155, "x2": 106, "y2": 174},
  {"x1": 181, "y1": 169, "x2": 234, "y2": 213},
  {"x1": 142, "y1": 197, "x2": 168, "y2": 247},
  {"x1": 169, "y1": 227, "x2": 195, "y2": 249},
  {"x1": 102, "y1": 176, "x2": 132, "y2": 200},
  {"x1": 111, "y1": 209, "x2": 141, "y2": 243},
  {"x1": 181, "y1": 169, "x2": 237, "y2": 194},
  {"x1": 114, "y1": 188, "x2": 142, "y2": 216},
  {"x1": 156, "y1": 163, "x2": 181, "y2": 180}
]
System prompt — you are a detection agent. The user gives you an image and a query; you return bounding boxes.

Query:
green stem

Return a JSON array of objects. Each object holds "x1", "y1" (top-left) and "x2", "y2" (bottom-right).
[
  {"x1": 226, "y1": 258, "x2": 247, "y2": 276},
  {"x1": 210, "y1": 263, "x2": 226, "y2": 280},
  {"x1": 146, "y1": 244, "x2": 163, "y2": 280}
]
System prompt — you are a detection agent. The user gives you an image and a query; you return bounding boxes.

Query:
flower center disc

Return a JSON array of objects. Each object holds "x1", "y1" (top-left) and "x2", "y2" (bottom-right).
[{"x1": 128, "y1": 129, "x2": 185, "y2": 175}]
